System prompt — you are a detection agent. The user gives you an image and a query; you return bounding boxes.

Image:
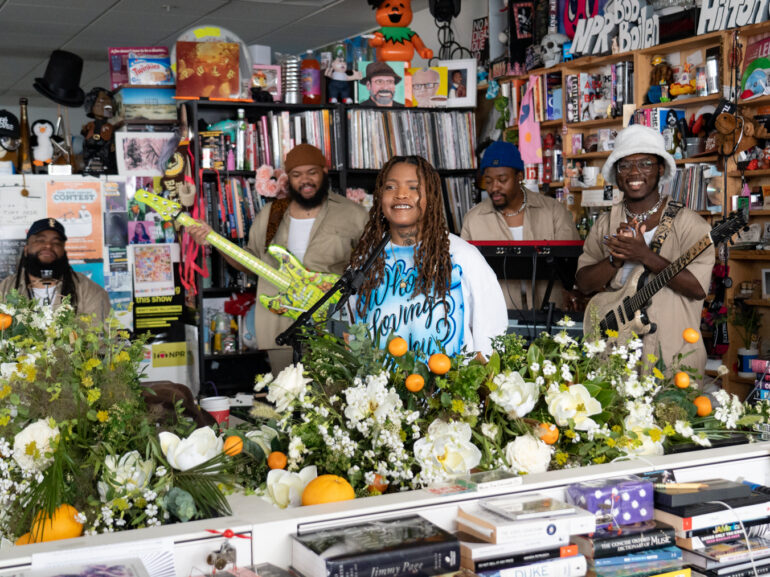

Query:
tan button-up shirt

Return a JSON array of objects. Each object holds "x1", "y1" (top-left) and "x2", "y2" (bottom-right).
[
  {"x1": 577, "y1": 197, "x2": 714, "y2": 374},
  {"x1": 246, "y1": 193, "x2": 369, "y2": 351},
  {"x1": 460, "y1": 192, "x2": 580, "y2": 310}
]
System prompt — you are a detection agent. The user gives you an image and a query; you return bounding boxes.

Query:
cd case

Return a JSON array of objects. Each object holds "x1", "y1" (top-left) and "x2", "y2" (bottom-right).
[
  {"x1": 454, "y1": 469, "x2": 523, "y2": 491},
  {"x1": 481, "y1": 493, "x2": 576, "y2": 520}
]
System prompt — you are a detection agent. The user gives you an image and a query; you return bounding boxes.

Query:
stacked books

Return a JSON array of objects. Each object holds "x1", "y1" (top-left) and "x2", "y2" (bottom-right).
[
  {"x1": 291, "y1": 515, "x2": 460, "y2": 577},
  {"x1": 456, "y1": 493, "x2": 593, "y2": 577},
  {"x1": 652, "y1": 480, "x2": 770, "y2": 577},
  {"x1": 573, "y1": 520, "x2": 685, "y2": 577}
]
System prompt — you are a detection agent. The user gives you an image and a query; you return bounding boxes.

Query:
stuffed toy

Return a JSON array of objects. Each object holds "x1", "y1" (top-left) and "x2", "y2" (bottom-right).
[
  {"x1": 81, "y1": 87, "x2": 121, "y2": 174},
  {"x1": 648, "y1": 56, "x2": 673, "y2": 104},
  {"x1": 30, "y1": 119, "x2": 54, "y2": 171},
  {"x1": 325, "y1": 55, "x2": 362, "y2": 103},
  {"x1": 367, "y1": 0, "x2": 432, "y2": 66}
]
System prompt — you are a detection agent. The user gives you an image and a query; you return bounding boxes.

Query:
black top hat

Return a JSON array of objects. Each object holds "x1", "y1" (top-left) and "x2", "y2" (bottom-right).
[
  {"x1": 361, "y1": 61, "x2": 402, "y2": 85},
  {"x1": 34, "y1": 50, "x2": 86, "y2": 107}
]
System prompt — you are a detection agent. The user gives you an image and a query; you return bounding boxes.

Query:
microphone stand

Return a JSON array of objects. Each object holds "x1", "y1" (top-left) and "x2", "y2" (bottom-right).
[{"x1": 275, "y1": 232, "x2": 391, "y2": 364}]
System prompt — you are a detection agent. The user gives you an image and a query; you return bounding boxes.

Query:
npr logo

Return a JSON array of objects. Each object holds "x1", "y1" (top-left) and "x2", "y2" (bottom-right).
[{"x1": 151, "y1": 343, "x2": 188, "y2": 367}]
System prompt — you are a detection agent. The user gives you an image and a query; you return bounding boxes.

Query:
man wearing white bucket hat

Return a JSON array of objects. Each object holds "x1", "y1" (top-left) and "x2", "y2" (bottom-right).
[{"x1": 575, "y1": 125, "x2": 713, "y2": 374}]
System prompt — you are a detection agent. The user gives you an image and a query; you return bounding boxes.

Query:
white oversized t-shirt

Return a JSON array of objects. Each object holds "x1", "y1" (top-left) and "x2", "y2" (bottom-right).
[{"x1": 286, "y1": 217, "x2": 315, "y2": 263}]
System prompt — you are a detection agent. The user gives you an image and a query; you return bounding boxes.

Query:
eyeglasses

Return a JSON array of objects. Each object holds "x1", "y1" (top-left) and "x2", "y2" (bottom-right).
[
  {"x1": 616, "y1": 158, "x2": 659, "y2": 174},
  {"x1": 413, "y1": 82, "x2": 439, "y2": 90}
]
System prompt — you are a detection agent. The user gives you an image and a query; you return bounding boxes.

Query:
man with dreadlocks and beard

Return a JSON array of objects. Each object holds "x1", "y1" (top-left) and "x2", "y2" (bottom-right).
[
  {"x1": 188, "y1": 144, "x2": 368, "y2": 373},
  {"x1": 351, "y1": 156, "x2": 507, "y2": 357},
  {"x1": 0, "y1": 218, "x2": 111, "y2": 322}
]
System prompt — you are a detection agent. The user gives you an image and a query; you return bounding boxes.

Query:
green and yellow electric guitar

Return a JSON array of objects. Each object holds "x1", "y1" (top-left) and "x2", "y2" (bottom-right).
[{"x1": 135, "y1": 190, "x2": 340, "y2": 322}]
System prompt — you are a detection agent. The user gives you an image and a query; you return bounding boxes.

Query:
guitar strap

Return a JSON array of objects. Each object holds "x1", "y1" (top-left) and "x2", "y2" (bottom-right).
[
  {"x1": 648, "y1": 200, "x2": 683, "y2": 255},
  {"x1": 266, "y1": 197, "x2": 290, "y2": 246}
]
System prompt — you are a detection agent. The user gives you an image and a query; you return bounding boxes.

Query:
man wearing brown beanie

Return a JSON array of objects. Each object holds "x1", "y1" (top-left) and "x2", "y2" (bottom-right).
[{"x1": 188, "y1": 144, "x2": 368, "y2": 373}]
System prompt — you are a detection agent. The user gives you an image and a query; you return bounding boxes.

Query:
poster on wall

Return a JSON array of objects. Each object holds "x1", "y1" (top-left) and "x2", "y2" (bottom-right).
[
  {"x1": 0, "y1": 185, "x2": 45, "y2": 239},
  {"x1": 46, "y1": 181, "x2": 103, "y2": 260},
  {"x1": 0, "y1": 239, "x2": 26, "y2": 280},
  {"x1": 131, "y1": 243, "x2": 176, "y2": 298}
]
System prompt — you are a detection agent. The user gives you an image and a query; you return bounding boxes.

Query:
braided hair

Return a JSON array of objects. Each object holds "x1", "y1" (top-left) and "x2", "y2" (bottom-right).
[
  {"x1": 351, "y1": 155, "x2": 452, "y2": 318},
  {"x1": 14, "y1": 252, "x2": 79, "y2": 311}
]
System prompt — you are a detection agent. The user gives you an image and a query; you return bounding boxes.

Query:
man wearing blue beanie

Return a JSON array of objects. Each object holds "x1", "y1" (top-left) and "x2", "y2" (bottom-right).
[{"x1": 461, "y1": 140, "x2": 579, "y2": 311}]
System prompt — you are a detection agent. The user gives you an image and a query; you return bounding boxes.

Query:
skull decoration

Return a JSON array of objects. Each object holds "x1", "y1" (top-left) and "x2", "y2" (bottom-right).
[{"x1": 541, "y1": 33, "x2": 569, "y2": 68}]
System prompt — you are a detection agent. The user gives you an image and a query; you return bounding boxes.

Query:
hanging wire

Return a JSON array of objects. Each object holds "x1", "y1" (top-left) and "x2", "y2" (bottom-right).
[{"x1": 430, "y1": 17, "x2": 472, "y2": 64}]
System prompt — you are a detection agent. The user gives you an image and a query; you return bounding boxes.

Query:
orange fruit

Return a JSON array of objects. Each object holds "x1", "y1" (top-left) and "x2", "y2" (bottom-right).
[
  {"x1": 405, "y1": 374, "x2": 425, "y2": 392},
  {"x1": 682, "y1": 328, "x2": 700, "y2": 344},
  {"x1": 428, "y1": 353, "x2": 451, "y2": 375},
  {"x1": 367, "y1": 473, "x2": 389, "y2": 494},
  {"x1": 15, "y1": 532, "x2": 32, "y2": 545},
  {"x1": 302, "y1": 474, "x2": 356, "y2": 506},
  {"x1": 694, "y1": 395, "x2": 712, "y2": 417},
  {"x1": 29, "y1": 504, "x2": 83, "y2": 543},
  {"x1": 0, "y1": 313, "x2": 12, "y2": 330},
  {"x1": 387, "y1": 337, "x2": 409, "y2": 357},
  {"x1": 674, "y1": 372, "x2": 690, "y2": 389},
  {"x1": 223, "y1": 435, "x2": 243, "y2": 456},
  {"x1": 538, "y1": 423, "x2": 560, "y2": 445},
  {"x1": 267, "y1": 451, "x2": 288, "y2": 470}
]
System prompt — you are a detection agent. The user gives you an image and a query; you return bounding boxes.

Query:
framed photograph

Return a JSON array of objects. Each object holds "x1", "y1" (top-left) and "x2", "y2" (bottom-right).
[
  {"x1": 407, "y1": 66, "x2": 448, "y2": 107},
  {"x1": 115, "y1": 132, "x2": 176, "y2": 176},
  {"x1": 440, "y1": 59, "x2": 477, "y2": 108},
  {"x1": 252, "y1": 64, "x2": 281, "y2": 101},
  {"x1": 763, "y1": 268, "x2": 770, "y2": 299},
  {"x1": 357, "y1": 61, "x2": 406, "y2": 107}
]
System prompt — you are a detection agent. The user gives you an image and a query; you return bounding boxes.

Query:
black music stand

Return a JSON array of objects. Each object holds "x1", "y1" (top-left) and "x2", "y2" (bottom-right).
[{"x1": 470, "y1": 241, "x2": 583, "y2": 340}]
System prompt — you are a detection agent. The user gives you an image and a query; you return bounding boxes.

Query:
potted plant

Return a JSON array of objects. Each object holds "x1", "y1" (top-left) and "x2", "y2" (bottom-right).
[{"x1": 730, "y1": 301, "x2": 763, "y2": 377}]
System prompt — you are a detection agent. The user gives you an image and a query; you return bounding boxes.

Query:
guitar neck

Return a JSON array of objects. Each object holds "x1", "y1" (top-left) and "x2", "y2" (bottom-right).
[
  {"x1": 175, "y1": 212, "x2": 290, "y2": 291},
  {"x1": 627, "y1": 234, "x2": 713, "y2": 315}
]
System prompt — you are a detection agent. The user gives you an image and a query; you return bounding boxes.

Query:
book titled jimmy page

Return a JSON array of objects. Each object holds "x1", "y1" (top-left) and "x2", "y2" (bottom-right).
[{"x1": 291, "y1": 515, "x2": 459, "y2": 577}]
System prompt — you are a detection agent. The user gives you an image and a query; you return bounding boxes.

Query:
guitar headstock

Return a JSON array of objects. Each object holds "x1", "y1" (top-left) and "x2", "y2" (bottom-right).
[
  {"x1": 134, "y1": 190, "x2": 181, "y2": 222},
  {"x1": 712, "y1": 210, "x2": 749, "y2": 246}
]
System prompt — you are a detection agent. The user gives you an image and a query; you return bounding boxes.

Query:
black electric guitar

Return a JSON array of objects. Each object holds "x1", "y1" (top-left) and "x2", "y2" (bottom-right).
[{"x1": 584, "y1": 211, "x2": 747, "y2": 342}]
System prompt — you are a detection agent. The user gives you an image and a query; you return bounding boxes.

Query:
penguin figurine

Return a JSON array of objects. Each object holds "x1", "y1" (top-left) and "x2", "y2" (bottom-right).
[{"x1": 31, "y1": 119, "x2": 54, "y2": 170}]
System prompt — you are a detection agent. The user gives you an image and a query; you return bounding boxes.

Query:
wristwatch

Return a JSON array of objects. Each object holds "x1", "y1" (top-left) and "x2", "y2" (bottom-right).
[{"x1": 609, "y1": 254, "x2": 623, "y2": 269}]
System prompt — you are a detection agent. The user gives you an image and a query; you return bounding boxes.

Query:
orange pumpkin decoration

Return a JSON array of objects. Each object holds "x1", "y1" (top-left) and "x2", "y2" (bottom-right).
[
  {"x1": 28, "y1": 504, "x2": 83, "y2": 543},
  {"x1": 302, "y1": 474, "x2": 356, "y2": 506},
  {"x1": 405, "y1": 374, "x2": 425, "y2": 392},
  {"x1": 428, "y1": 353, "x2": 451, "y2": 375},
  {"x1": 682, "y1": 328, "x2": 700, "y2": 344},
  {"x1": 694, "y1": 395, "x2": 712, "y2": 417},
  {"x1": 538, "y1": 423, "x2": 560, "y2": 445},
  {"x1": 367, "y1": 0, "x2": 433, "y2": 65},
  {"x1": 267, "y1": 451, "x2": 288, "y2": 470},
  {"x1": 674, "y1": 372, "x2": 690, "y2": 389},
  {"x1": 367, "y1": 473, "x2": 389, "y2": 494},
  {"x1": 387, "y1": 337, "x2": 409, "y2": 357},
  {"x1": 0, "y1": 313, "x2": 12, "y2": 330},
  {"x1": 223, "y1": 435, "x2": 243, "y2": 456}
]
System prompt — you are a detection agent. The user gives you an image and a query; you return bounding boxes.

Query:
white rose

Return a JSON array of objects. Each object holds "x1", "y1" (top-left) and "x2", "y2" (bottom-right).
[
  {"x1": 547, "y1": 384, "x2": 602, "y2": 431},
  {"x1": 13, "y1": 419, "x2": 59, "y2": 472},
  {"x1": 0, "y1": 362, "x2": 18, "y2": 380},
  {"x1": 244, "y1": 425, "x2": 279, "y2": 456},
  {"x1": 98, "y1": 450, "x2": 154, "y2": 501},
  {"x1": 505, "y1": 435, "x2": 553, "y2": 474},
  {"x1": 159, "y1": 427, "x2": 223, "y2": 471},
  {"x1": 267, "y1": 363, "x2": 312, "y2": 413},
  {"x1": 414, "y1": 420, "x2": 481, "y2": 478},
  {"x1": 264, "y1": 465, "x2": 317, "y2": 508},
  {"x1": 490, "y1": 371, "x2": 539, "y2": 417}
]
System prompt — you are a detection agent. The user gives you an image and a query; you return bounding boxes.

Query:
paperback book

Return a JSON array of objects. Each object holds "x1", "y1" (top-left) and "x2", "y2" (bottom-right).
[
  {"x1": 572, "y1": 521, "x2": 676, "y2": 558},
  {"x1": 689, "y1": 555, "x2": 770, "y2": 577},
  {"x1": 681, "y1": 536, "x2": 770, "y2": 569},
  {"x1": 653, "y1": 492, "x2": 770, "y2": 533},
  {"x1": 589, "y1": 545, "x2": 682, "y2": 567},
  {"x1": 586, "y1": 560, "x2": 686, "y2": 577},
  {"x1": 475, "y1": 554, "x2": 587, "y2": 577},
  {"x1": 291, "y1": 515, "x2": 459, "y2": 577},
  {"x1": 458, "y1": 532, "x2": 577, "y2": 572},
  {"x1": 676, "y1": 519, "x2": 770, "y2": 550}
]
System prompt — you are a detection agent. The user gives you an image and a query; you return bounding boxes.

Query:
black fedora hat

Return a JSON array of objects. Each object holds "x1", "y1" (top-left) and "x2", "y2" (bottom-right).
[{"x1": 33, "y1": 50, "x2": 86, "y2": 107}]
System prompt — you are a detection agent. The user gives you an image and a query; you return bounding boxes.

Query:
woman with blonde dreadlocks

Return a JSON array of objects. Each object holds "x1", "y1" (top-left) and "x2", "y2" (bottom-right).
[{"x1": 351, "y1": 156, "x2": 507, "y2": 357}]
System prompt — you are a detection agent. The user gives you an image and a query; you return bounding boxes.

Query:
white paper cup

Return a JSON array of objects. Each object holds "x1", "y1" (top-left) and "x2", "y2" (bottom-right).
[
  {"x1": 582, "y1": 166, "x2": 599, "y2": 187},
  {"x1": 200, "y1": 396, "x2": 230, "y2": 427}
]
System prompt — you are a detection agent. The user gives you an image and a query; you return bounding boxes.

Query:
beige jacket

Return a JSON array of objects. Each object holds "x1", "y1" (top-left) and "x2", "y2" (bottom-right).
[
  {"x1": 577, "y1": 198, "x2": 714, "y2": 374},
  {"x1": 246, "y1": 194, "x2": 369, "y2": 351},
  {"x1": 0, "y1": 271, "x2": 112, "y2": 323},
  {"x1": 460, "y1": 193, "x2": 580, "y2": 310}
]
